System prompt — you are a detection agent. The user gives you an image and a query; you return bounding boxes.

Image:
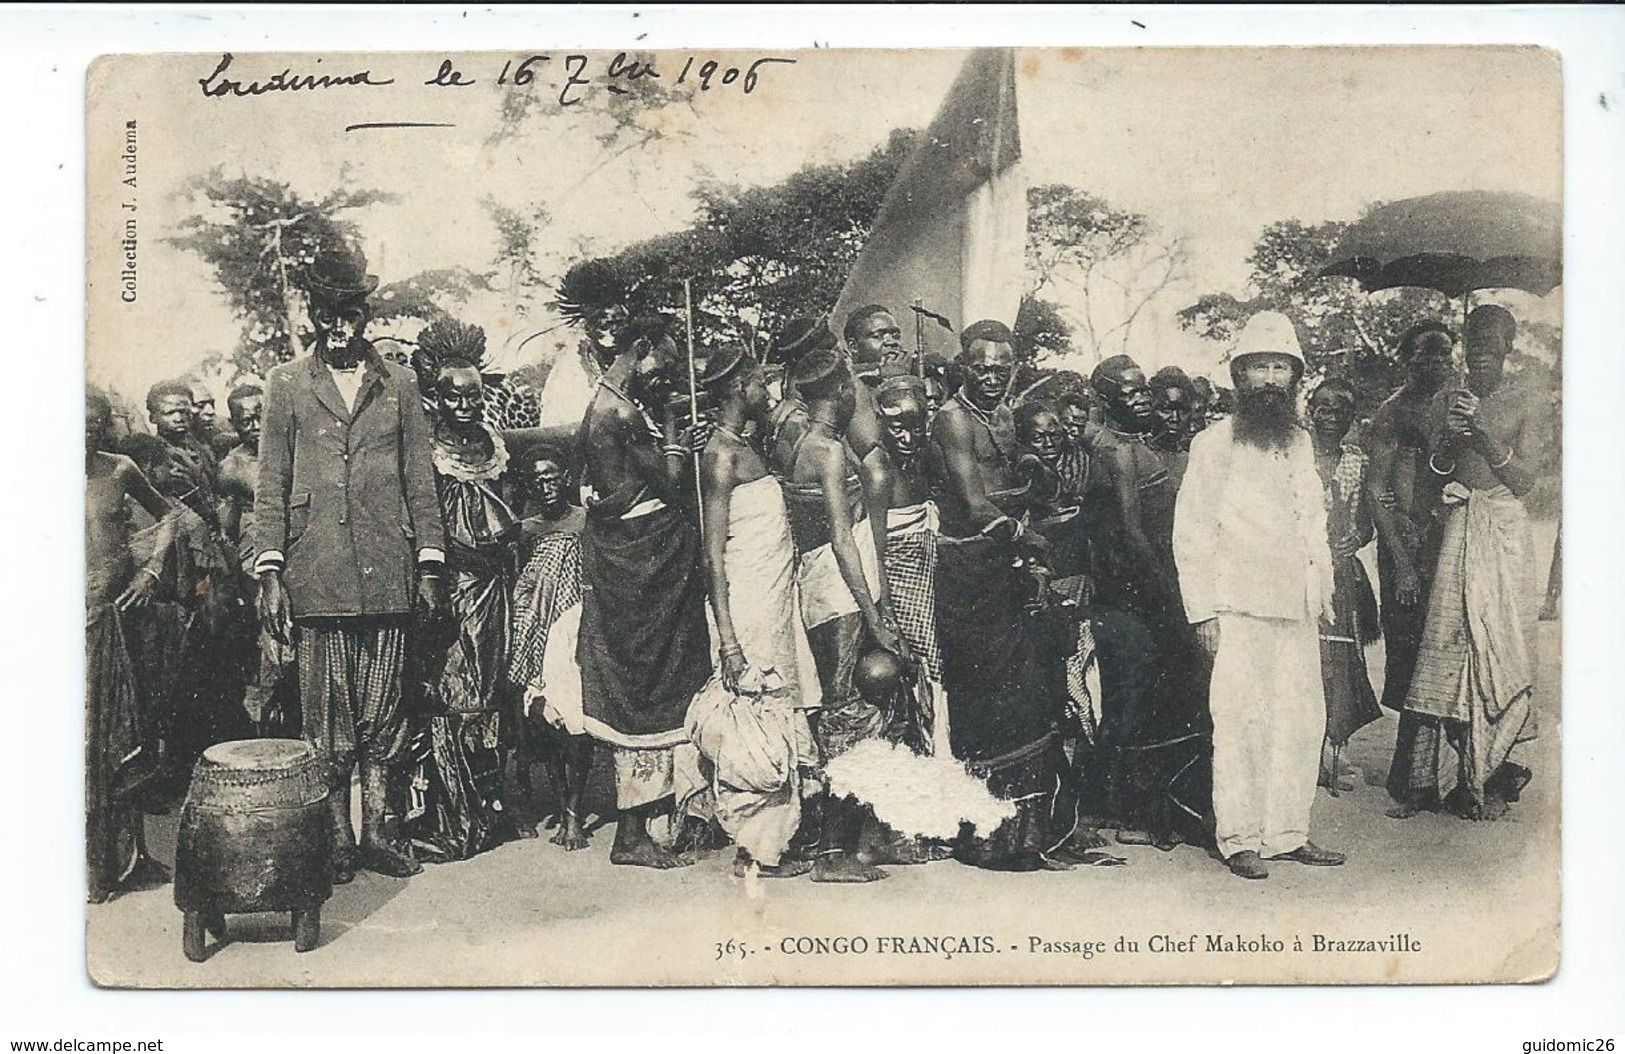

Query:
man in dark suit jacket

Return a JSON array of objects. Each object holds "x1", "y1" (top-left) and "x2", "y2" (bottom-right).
[{"x1": 254, "y1": 247, "x2": 447, "y2": 881}]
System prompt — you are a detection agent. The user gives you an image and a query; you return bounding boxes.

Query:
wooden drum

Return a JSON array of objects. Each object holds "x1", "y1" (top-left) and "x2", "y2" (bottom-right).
[{"x1": 174, "y1": 739, "x2": 333, "y2": 961}]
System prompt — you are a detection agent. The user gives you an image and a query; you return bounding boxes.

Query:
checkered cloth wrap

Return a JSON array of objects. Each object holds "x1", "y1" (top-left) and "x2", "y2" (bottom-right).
[
  {"x1": 1331, "y1": 444, "x2": 1369, "y2": 505},
  {"x1": 297, "y1": 617, "x2": 411, "y2": 770},
  {"x1": 1399, "y1": 483, "x2": 1537, "y2": 808},
  {"x1": 1064, "y1": 618, "x2": 1101, "y2": 744},
  {"x1": 506, "y1": 530, "x2": 583, "y2": 694},
  {"x1": 884, "y1": 504, "x2": 943, "y2": 683}
]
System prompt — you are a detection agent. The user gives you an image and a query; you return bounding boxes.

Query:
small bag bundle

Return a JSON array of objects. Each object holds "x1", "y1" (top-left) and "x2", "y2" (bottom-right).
[{"x1": 685, "y1": 668, "x2": 796, "y2": 795}]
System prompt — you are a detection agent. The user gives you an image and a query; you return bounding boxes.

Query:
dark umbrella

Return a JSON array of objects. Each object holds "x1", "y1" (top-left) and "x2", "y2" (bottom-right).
[{"x1": 1319, "y1": 190, "x2": 1561, "y2": 305}]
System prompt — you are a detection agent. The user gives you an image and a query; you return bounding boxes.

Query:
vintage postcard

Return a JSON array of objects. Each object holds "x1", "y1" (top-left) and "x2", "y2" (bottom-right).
[{"x1": 84, "y1": 45, "x2": 1561, "y2": 987}]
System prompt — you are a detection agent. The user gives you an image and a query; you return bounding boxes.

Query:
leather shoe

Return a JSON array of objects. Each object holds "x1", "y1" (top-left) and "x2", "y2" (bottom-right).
[
  {"x1": 1274, "y1": 842, "x2": 1346, "y2": 866},
  {"x1": 360, "y1": 841, "x2": 423, "y2": 878},
  {"x1": 1225, "y1": 850, "x2": 1268, "y2": 880}
]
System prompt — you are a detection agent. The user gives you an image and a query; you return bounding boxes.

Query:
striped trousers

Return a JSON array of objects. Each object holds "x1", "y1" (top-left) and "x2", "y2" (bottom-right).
[{"x1": 296, "y1": 616, "x2": 412, "y2": 773}]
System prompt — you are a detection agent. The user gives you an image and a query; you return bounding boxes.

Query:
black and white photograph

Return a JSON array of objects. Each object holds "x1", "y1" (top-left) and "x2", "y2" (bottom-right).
[{"x1": 77, "y1": 39, "x2": 1570, "y2": 988}]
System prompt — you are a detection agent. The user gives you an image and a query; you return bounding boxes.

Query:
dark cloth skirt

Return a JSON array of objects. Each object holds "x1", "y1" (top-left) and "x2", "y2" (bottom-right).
[
  {"x1": 1377, "y1": 527, "x2": 1443, "y2": 711},
  {"x1": 407, "y1": 711, "x2": 504, "y2": 863},
  {"x1": 405, "y1": 564, "x2": 512, "y2": 862},
  {"x1": 86, "y1": 606, "x2": 161, "y2": 895},
  {"x1": 1079, "y1": 605, "x2": 1213, "y2": 845},
  {"x1": 936, "y1": 535, "x2": 1072, "y2": 868},
  {"x1": 1321, "y1": 555, "x2": 1383, "y2": 747},
  {"x1": 937, "y1": 535, "x2": 1060, "y2": 763},
  {"x1": 578, "y1": 505, "x2": 711, "y2": 743},
  {"x1": 805, "y1": 612, "x2": 887, "y2": 760}
]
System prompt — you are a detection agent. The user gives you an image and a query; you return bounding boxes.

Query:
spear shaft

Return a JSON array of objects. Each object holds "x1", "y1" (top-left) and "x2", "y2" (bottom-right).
[{"x1": 683, "y1": 279, "x2": 704, "y2": 528}]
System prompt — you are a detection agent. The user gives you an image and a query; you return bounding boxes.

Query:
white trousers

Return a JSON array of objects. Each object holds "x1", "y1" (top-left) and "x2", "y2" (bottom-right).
[{"x1": 1209, "y1": 613, "x2": 1326, "y2": 860}]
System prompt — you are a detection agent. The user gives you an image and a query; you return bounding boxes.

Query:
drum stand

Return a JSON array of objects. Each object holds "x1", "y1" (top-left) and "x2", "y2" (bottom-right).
[{"x1": 181, "y1": 904, "x2": 321, "y2": 962}]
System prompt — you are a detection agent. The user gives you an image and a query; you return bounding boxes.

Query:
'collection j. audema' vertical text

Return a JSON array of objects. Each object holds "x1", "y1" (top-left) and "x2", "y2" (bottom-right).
[{"x1": 118, "y1": 119, "x2": 137, "y2": 303}]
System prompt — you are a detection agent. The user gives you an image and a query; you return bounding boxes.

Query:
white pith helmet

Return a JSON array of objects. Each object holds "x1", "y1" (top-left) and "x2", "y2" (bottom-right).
[{"x1": 1229, "y1": 311, "x2": 1306, "y2": 379}]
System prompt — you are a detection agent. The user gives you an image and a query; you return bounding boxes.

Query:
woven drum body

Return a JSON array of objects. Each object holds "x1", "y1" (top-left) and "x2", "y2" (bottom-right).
[{"x1": 174, "y1": 739, "x2": 333, "y2": 914}]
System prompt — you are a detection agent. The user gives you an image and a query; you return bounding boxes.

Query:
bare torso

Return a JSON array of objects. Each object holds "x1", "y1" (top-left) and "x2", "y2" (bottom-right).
[
  {"x1": 781, "y1": 425, "x2": 863, "y2": 553},
  {"x1": 1427, "y1": 379, "x2": 1553, "y2": 495},
  {"x1": 86, "y1": 452, "x2": 168, "y2": 608},
  {"x1": 881, "y1": 451, "x2": 931, "y2": 509},
  {"x1": 581, "y1": 383, "x2": 671, "y2": 517},
  {"x1": 847, "y1": 380, "x2": 881, "y2": 460},
  {"x1": 216, "y1": 445, "x2": 257, "y2": 559},
  {"x1": 1368, "y1": 387, "x2": 1439, "y2": 520},
  {"x1": 927, "y1": 399, "x2": 1022, "y2": 538}
]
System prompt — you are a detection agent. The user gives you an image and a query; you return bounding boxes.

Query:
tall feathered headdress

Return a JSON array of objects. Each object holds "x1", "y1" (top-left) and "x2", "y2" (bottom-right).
[
  {"x1": 413, "y1": 319, "x2": 489, "y2": 397},
  {"x1": 553, "y1": 259, "x2": 630, "y2": 330}
]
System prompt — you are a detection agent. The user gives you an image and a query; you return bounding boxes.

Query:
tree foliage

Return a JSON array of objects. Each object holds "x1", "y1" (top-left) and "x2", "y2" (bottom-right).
[
  {"x1": 548, "y1": 128, "x2": 922, "y2": 352},
  {"x1": 1178, "y1": 216, "x2": 1452, "y2": 402},
  {"x1": 370, "y1": 268, "x2": 493, "y2": 327},
  {"x1": 171, "y1": 170, "x2": 495, "y2": 379},
  {"x1": 550, "y1": 129, "x2": 1100, "y2": 369},
  {"x1": 1013, "y1": 295, "x2": 1071, "y2": 363},
  {"x1": 1175, "y1": 215, "x2": 1476, "y2": 417},
  {"x1": 482, "y1": 195, "x2": 551, "y2": 318},
  {"x1": 169, "y1": 169, "x2": 398, "y2": 377},
  {"x1": 1177, "y1": 211, "x2": 1562, "y2": 421},
  {"x1": 1025, "y1": 183, "x2": 1184, "y2": 363}
]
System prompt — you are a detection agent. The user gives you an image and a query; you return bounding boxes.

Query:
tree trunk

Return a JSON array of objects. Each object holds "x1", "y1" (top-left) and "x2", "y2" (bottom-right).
[{"x1": 273, "y1": 225, "x2": 302, "y2": 363}]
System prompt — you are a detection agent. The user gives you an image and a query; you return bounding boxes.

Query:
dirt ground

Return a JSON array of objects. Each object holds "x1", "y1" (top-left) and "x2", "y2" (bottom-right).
[{"x1": 85, "y1": 531, "x2": 1562, "y2": 989}]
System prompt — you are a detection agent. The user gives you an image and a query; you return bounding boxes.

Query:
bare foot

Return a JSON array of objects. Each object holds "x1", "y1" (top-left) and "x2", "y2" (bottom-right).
[
  {"x1": 551, "y1": 815, "x2": 591, "y2": 851},
  {"x1": 1061, "y1": 826, "x2": 1109, "y2": 851},
  {"x1": 760, "y1": 859, "x2": 813, "y2": 878},
  {"x1": 812, "y1": 852, "x2": 887, "y2": 883},
  {"x1": 1051, "y1": 845, "x2": 1129, "y2": 867},
  {"x1": 359, "y1": 838, "x2": 422, "y2": 878},
  {"x1": 1386, "y1": 803, "x2": 1419, "y2": 819},
  {"x1": 332, "y1": 846, "x2": 359, "y2": 885},
  {"x1": 611, "y1": 834, "x2": 693, "y2": 869},
  {"x1": 865, "y1": 836, "x2": 952, "y2": 865},
  {"x1": 1487, "y1": 762, "x2": 1533, "y2": 803},
  {"x1": 1115, "y1": 828, "x2": 1155, "y2": 846}
]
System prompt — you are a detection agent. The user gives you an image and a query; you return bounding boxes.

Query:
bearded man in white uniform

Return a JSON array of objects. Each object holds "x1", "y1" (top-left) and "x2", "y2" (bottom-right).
[{"x1": 1172, "y1": 312, "x2": 1346, "y2": 881}]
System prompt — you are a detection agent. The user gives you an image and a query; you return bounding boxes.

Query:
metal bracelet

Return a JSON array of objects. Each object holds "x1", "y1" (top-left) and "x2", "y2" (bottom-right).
[
  {"x1": 1428, "y1": 453, "x2": 1457, "y2": 476},
  {"x1": 1490, "y1": 445, "x2": 1515, "y2": 470}
]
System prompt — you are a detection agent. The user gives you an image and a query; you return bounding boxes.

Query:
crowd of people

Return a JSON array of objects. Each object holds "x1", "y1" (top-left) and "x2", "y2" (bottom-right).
[{"x1": 84, "y1": 244, "x2": 1557, "y2": 903}]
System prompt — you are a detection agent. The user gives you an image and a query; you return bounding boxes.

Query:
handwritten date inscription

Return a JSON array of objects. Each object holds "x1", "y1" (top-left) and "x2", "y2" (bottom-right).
[{"x1": 199, "y1": 52, "x2": 796, "y2": 109}]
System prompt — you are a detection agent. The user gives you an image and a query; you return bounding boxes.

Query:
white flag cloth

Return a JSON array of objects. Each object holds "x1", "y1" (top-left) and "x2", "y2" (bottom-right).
[{"x1": 834, "y1": 48, "x2": 1026, "y2": 356}]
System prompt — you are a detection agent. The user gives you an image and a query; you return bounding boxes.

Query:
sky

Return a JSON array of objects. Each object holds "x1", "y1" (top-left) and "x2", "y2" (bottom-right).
[{"x1": 85, "y1": 46, "x2": 1561, "y2": 402}]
